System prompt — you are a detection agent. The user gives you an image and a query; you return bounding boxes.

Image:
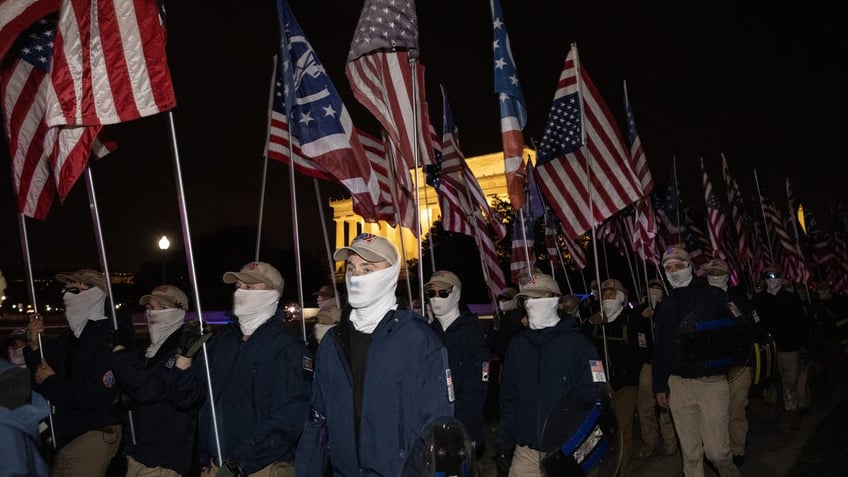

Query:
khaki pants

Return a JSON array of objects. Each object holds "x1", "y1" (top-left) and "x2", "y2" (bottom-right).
[
  {"x1": 612, "y1": 386, "x2": 638, "y2": 477},
  {"x1": 201, "y1": 461, "x2": 295, "y2": 477},
  {"x1": 668, "y1": 375, "x2": 738, "y2": 477},
  {"x1": 727, "y1": 366, "x2": 752, "y2": 456},
  {"x1": 638, "y1": 363, "x2": 676, "y2": 451},
  {"x1": 777, "y1": 351, "x2": 801, "y2": 411},
  {"x1": 509, "y1": 445, "x2": 544, "y2": 477},
  {"x1": 52, "y1": 425, "x2": 122, "y2": 477},
  {"x1": 127, "y1": 455, "x2": 181, "y2": 477}
]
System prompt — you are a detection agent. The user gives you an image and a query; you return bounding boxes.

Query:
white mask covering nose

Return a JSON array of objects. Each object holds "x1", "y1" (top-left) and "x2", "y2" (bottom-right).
[
  {"x1": 233, "y1": 289, "x2": 280, "y2": 336},
  {"x1": 430, "y1": 288, "x2": 461, "y2": 331},
  {"x1": 707, "y1": 274, "x2": 729, "y2": 291},
  {"x1": 525, "y1": 297, "x2": 561, "y2": 330},
  {"x1": 64, "y1": 287, "x2": 107, "y2": 338},
  {"x1": 648, "y1": 288, "x2": 664, "y2": 307},
  {"x1": 601, "y1": 291, "x2": 626, "y2": 322},
  {"x1": 347, "y1": 261, "x2": 400, "y2": 334},
  {"x1": 145, "y1": 308, "x2": 185, "y2": 358},
  {"x1": 8, "y1": 345, "x2": 25, "y2": 366},
  {"x1": 666, "y1": 265, "x2": 693, "y2": 289}
]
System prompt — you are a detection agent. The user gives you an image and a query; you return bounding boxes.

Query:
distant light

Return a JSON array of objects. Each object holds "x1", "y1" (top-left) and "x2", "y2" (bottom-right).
[{"x1": 158, "y1": 235, "x2": 170, "y2": 251}]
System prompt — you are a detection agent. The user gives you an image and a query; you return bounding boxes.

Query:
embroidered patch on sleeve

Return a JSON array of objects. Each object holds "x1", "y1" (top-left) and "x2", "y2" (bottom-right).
[{"x1": 589, "y1": 360, "x2": 607, "y2": 383}]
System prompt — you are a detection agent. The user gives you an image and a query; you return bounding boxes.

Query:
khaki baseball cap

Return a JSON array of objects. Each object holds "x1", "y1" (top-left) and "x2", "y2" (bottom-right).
[
  {"x1": 704, "y1": 259, "x2": 729, "y2": 275},
  {"x1": 55, "y1": 269, "x2": 107, "y2": 292},
  {"x1": 139, "y1": 285, "x2": 189, "y2": 310},
  {"x1": 223, "y1": 261, "x2": 284, "y2": 294},
  {"x1": 601, "y1": 279, "x2": 627, "y2": 294},
  {"x1": 425, "y1": 270, "x2": 461, "y2": 291},
  {"x1": 516, "y1": 273, "x2": 562, "y2": 298},
  {"x1": 312, "y1": 285, "x2": 335, "y2": 299},
  {"x1": 333, "y1": 233, "x2": 398, "y2": 265},
  {"x1": 662, "y1": 246, "x2": 691, "y2": 265}
]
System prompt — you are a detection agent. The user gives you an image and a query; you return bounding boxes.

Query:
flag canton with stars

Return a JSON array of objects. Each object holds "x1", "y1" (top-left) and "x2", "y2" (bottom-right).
[
  {"x1": 15, "y1": 18, "x2": 55, "y2": 72},
  {"x1": 347, "y1": 0, "x2": 419, "y2": 62},
  {"x1": 491, "y1": 0, "x2": 526, "y2": 119},
  {"x1": 277, "y1": 3, "x2": 346, "y2": 145},
  {"x1": 624, "y1": 97, "x2": 639, "y2": 146},
  {"x1": 706, "y1": 189, "x2": 724, "y2": 211},
  {"x1": 536, "y1": 90, "x2": 583, "y2": 164},
  {"x1": 424, "y1": 150, "x2": 442, "y2": 190}
]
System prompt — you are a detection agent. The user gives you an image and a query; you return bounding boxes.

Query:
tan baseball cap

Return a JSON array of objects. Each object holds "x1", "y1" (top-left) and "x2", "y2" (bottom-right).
[
  {"x1": 425, "y1": 270, "x2": 461, "y2": 291},
  {"x1": 662, "y1": 246, "x2": 691, "y2": 265},
  {"x1": 704, "y1": 259, "x2": 729, "y2": 275},
  {"x1": 55, "y1": 269, "x2": 107, "y2": 292},
  {"x1": 223, "y1": 261, "x2": 284, "y2": 294},
  {"x1": 516, "y1": 273, "x2": 562, "y2": 298},
  {"x1": 601, "y1": 279, "x2": 627, "y2": 294},
  {"x1": 139, "y1": 285, "x2": 189, "y2": 310},
  {"x1": 333, "y1": 233, "x2": 398, "y2": 265},
  {"x1": 312, "y1": 285, "x2": 335, "y2": 299}
]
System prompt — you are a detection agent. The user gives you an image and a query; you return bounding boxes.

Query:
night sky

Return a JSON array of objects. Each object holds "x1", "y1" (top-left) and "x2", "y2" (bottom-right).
[{"x1": 2, "y1": 0, "x2": 846, "y2": 274}]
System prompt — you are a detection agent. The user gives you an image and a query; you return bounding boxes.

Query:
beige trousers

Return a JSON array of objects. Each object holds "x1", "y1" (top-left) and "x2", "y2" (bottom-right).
[
  {"x1": 51, "y1": 425, "x2": 122, "y2": 477},
  {"x1": 637, "y1": 363, "x2": 676, "y2": 450},
  {"x1": 727, "y1": 366, "x2": 752, "y2": 456},
  {"x1": 777, "y1": 351, "x2": 801, "y2": 411},
  {"x1": 668, "y1": 375, "x2": 738, "y2": 477},
  {"x1": 201, "y1": 461, "x2": 295, "y2": 477},
  {"x1": 612, "y1": 386, "x2": 638, "y2": 477},
  {"x1": 509, "y1": 445, "x2": 544, "y2": 477},
  {"x1": 126, "y1": 455, "x2": 181, "y2": 477}
]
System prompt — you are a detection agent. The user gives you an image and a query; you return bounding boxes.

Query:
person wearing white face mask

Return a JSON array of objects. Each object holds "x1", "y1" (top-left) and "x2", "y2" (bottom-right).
[
  {"x1": 424, "y1": 270, "x2": 490, "y2": 459},
  {"x1": 23, "y1": 269, "x2": 125, "y2": 477},
  {"x1": 296, "y1": 233, "x2": 453, "y2": 477},
  {"x1": 653, "y1": 247, "x2": 739, "y2": 477},
  {"x1": 751, "y1": 265, "x2": 808, "y2": 432},
  {"x1": 173, "y1": 261, "x2": 312, "y2": 477},
  {"x1": 495, "y1": 273, "x2": 604, "y2": 477},
  {"x1": 107, "y1": 284, "x2": 206, "y2": 476},
  {"x1": 587, "y1": 279, "x2": 641, "y2": 477}
]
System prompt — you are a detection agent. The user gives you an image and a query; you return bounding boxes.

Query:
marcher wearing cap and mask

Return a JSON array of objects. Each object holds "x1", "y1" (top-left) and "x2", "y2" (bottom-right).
[
  {"x1": 311, "y1": 285, "x2": 341, "y2": 349},
  {"x1": 750, "y1": 265, "x2": 808, "y2": 431},
  {"x1": 173, "y1": 262, "x2": 312, "y2": 477},
  {"x1": 425, "y1": 270, "x2": 490, "y2": 458},
  {"x1": 587, "y1": 278, "x2": 641, "y2": 477},
  {"x1": 704, "y1": 259, "x2": 755, "y2": 467},
  {"x1": 107, "y1": 285, "x2": 205, "y2": 476},
  {"x1": 23, "y1": 269, "x2": 127, "y2": 476},
  {"x1": 495, "y1": 273, "x2": 603, "y2": 477},
  {"x1": 653, "y1": 248, "x2": 739, "y2": 477},
  {"x1": 632, "y1": 278, "x2": 677, "y2": 458},
  {"x1": 296, "y1": 234, "x2": 453, "y2": 477}
]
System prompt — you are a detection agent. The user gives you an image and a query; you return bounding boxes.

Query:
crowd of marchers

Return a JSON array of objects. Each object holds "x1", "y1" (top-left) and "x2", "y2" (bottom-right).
[{"x1": 2, "y1": 238, "x2": 848, "y2": 477}]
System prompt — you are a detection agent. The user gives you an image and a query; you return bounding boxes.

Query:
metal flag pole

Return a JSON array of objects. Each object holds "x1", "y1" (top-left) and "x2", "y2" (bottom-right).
[
  {"x1": 83, "y1": 167, "x2": 136, "y2": 445},
  {"x1": 518, "y1": 208, "x2": 534, "y2": 278},
  {"x1": 314, "y1": 178, "x2": 341, "y2": 308},
  {"x1": 409, "y1": 58, "x2": 426, "y2": 312},
  {"x1": 255, "y1": 58, "x2": 278, "y2": 262},
  {"x1": 285, "y1": 127, "x2": 308, "y2": 342},
  {"x1": 14, "y1": 211, "x2": 57, "y2": 449},
  {"x1": 423, "y1": 178, "x2": 437, "y2": 273},
  {"x1": 384, "y1": 135, "x2": 415, "y2": 307},
  {"x1": 753, "y1": 169, "x2": 776, "y2": 261},
  {"x1": 165, "y1": 111, "x2": 223, "y2": 462}
]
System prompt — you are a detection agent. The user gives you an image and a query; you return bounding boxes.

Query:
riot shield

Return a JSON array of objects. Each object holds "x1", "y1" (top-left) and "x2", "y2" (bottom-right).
[{"x1": 400, "y1": 416, "x2": 477, "y2": 477}]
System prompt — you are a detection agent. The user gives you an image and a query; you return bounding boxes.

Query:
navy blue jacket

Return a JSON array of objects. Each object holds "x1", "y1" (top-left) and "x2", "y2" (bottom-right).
[
  {"x1": 171, "y1": 312, "x2": 312, "y2": 474},
  {"x1": 295, "y1": 308, "x2": 454, "y2": 477},
  {"x1": 751, "y1": 288, "x2": 808, "y2": 352},
  {"x1": 431, "y1": 311, "x2": 489, "y2": 445},
  {"x1": 652, "y1": 278, "x2": 731, "y2": 394},
  {"x1": 589, "y1": 308, "x2": 642, "y2": 390},
  {"x1": 24, "y1": 318, "x2": 127, "y2": 449},
  {"x1": 496, "y1": 318, "x2": 602, "y2": 451},
  {"x1": 109, "y1": 326, "x2": 198, "y2": 475}
]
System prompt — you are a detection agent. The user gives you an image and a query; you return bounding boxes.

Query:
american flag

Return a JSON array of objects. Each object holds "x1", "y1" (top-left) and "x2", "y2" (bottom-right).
[
  {"x1": 759, "y1": 188, "x2": 810, "y2": 284},
  {"x1": 525, "y1": 160, "x2": 544, "y2": 221},
  {"x1": 490, "y1": 0, "x2": 526, "y2": 210},
  {"x1": 623, "y1": 83, "x2": 653, "y2": 195},
  {"x1": 346, "y1": 0, "x2": 435, "y2": 201},
  {"x1": 700, "y1": 158, "x2": 727, "y2": 259},
  {"x1": 623, "y1": 88, "x2": 657, "y2": 263},
  {"x1": 561, "y1": 224, "x2": 587, "y2": 270},
  {"x1": 721, "y1": 154, "x2": 751, "y2": 262},
  {"x1": 1, "y1": 16, "x2": 108, "y2": 219},
  {"x1": 544, "y1": 210, "x2": 561, "y2": 268},
  {"x1": 273, "y1": 0, "x2": 383, "y2": 222},
  {"x1": 534, "y1": 45, "x2": 642, "y2": 239},
  {"x1": 510, "y1": 209, "x2": 536, "y2": 282},
  {"x1": 45, "y1": 0, "x2": 175, "y2": 127},
  {"x1": 803, "y1": 207, "x2": 837, "y2": 265},
  {"x1": 0, "y1": 0, "x2": 57, "y2": 59}
]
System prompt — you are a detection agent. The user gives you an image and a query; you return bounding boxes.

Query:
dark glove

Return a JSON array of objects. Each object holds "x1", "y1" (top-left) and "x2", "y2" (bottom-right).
[
  {"x1": 217, "y1": 459, "x2": 242, "y2": 477},
  {"x1": 178, "y1": 320, "x2": 212, "y2": 358},
  {"x1": 495, "y1": 447, "x2": 514, "y2": 474},
  {"x1": 108, "y1": 326, "x2": 134, "y2": 351}
]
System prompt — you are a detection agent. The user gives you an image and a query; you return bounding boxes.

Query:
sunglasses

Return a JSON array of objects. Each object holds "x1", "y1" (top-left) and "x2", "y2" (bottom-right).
[
  {"x1": 425, "y1": 289, "x2": 452, "y2": 299},
  {"x1": 763, "y1": 272, "x2": 781, "y2": 280},
  {"x1": 61, "y1": 287, "x2": 81, "y2": 295}
]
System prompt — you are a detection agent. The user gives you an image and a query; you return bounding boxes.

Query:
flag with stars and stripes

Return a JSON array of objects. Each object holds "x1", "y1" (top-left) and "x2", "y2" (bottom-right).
[
  {"x1": 623, "y1": 85, "x2": 657, "y2": 263},
  {"x1": 700, "y1": 158, "x2": 727, "y2": 259},
  {"x1": 721, "y1": 154, "x2": 752, "y2": 262},
  {"x1": 534, "y1": 45, "x2": 642, "y2": 240},
  {"x1": 490, "y1": 0, "x2": 527, "y2": 210},
  {"x1": 1, "y1": 16, "x2": 111, "y2": 219},
  {"x1": 272, "y1": 0, "x2": 383, "y2": 222},
  {"x1": 0, "y1": 0, "x2": 57, "y2": 59}
]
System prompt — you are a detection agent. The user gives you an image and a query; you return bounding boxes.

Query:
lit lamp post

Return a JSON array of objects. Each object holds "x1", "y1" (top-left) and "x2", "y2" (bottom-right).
[{"x1": 158, "y1": 235, "x2": 170, "y2": 284}]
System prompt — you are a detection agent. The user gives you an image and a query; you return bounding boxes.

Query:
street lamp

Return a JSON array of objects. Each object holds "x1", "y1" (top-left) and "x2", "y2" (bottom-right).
[{"x1": 158, "y1": 235, "x2": 170, "y2": 283}]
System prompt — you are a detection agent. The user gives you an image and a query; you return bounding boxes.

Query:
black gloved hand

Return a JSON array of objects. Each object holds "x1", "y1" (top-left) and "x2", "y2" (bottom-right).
[
  {"x1": 495, "y1": 447, "x2": 514, "y2": 475},
  {"x1": 217, "y1": 458, "x2": 242, "y2": 477},
  {"x1": 108, "y1": 326, "x2": 134, "y2": 351},
  {"x1": 178, "y1": 320, "x2": 212, "y2": 358}
]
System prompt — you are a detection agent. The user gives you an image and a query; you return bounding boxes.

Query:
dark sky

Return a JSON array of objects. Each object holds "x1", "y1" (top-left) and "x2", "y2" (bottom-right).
[{"x1": 2, "y1": 0, "x2": 847, "y2": 273}]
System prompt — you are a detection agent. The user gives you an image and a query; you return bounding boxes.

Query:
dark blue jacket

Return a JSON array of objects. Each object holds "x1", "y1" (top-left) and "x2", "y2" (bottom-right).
[
  {"x1": 109, "y1": 326, "x2": 197, "y2": 475},
  {"x1": 589, "y1": 308, "x2": 642, "y2": 390},
  {"x1": 751, "y1": 288, "x2": 808, "y2": 352},
  {"x1": 0, "y1": 386, "x2": 50, "y2": 477},
  {"x1": 652, "y1": 278, "x2": 731, "y2": 393},
  {"x1": 24, "y1": 318, "x2": 127, "y2": 448},
  {"x1": 496, "y1": 318, "x2": 603, "y2": 451},
  {"x1": 431, "y1": 311, "x2": 489, "y2": 445},
  {"x1": 295, "y1": 308, "x2": 454, "y2": 477},
  {"x1": 171, "y1": 312, "x2": 312, "y2": 474}
]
